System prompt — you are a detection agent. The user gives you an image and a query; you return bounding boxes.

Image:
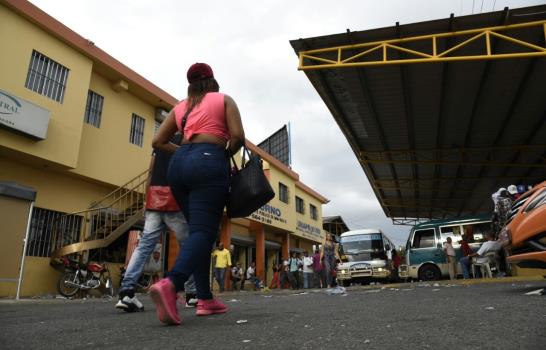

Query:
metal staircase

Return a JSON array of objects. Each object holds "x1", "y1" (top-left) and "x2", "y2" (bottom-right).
[{"x1": 50, "y1": 169, "x2": 149, "y2": 259}]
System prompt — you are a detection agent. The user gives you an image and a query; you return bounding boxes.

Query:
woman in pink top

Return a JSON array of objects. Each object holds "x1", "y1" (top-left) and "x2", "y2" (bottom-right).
[{"x1": 151, "y1": 63, "x2": 244, "y2": 325}]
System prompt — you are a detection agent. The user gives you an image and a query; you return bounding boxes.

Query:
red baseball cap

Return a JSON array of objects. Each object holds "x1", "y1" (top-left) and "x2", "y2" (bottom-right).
[{"x1": 187, "y1": 63, "x2": 214, "y2": 83}]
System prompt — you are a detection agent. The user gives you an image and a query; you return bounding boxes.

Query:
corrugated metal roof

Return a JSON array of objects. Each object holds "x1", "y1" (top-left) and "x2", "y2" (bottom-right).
[{"x1": 290, "y1": 6, "x2": 546, "y2": 224}]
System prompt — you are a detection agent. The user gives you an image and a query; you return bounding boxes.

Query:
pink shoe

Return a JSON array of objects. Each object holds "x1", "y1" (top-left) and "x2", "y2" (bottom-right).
[
  {"x1": 195, "y1": 298, "x2": 228, "y2": 316},
  {"x1": 149, "y1": 278, "x2": 181, "y2": 325}
]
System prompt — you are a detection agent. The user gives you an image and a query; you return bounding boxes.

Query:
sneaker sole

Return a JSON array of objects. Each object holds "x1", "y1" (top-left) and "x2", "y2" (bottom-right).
[
  {"x1": 195, "y1": 307, "x2": 227, "y2": 316},
  {"x1": 150, "y1": 286, "x2": 181, "y2": 325}
]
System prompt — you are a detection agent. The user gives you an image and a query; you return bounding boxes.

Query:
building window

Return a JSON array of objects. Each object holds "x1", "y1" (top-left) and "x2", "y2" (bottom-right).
[
  {"x1": 154, "y1": 119, "x2": 162, "y2": 135},
  {"x1": 279, "y1": 183, "x2": 289, "y2": 203},
  {"x1": 296, "y1": 196, "x2": 305, "y2": 214},
  {"x1": 26, "y1": 207, "x2": 82, "y2": 257},
  {"x1": 310, "y1": 204, "x2": 318, "y2": 220},
  {"x1": 25, "y1": 50, "x2": 69, "y2": 103},
  {"x1": 84, "y1": 90, "x2": 104, "y2": 128},
  {"x1": 129, "y1": 113, "x2": 145, "y2": 147}
]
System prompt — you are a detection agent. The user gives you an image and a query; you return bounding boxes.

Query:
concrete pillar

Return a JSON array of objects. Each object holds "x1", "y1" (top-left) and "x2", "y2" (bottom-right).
[
  {"x1": 281, "y1": 232, "x2": 290, "y2": 260},
  {"x1": 251, "y1": 222, "x2": 265, "y2": 282},
  {"x1": 219, "y1": 216, "x2": 231, "y2": 291}
]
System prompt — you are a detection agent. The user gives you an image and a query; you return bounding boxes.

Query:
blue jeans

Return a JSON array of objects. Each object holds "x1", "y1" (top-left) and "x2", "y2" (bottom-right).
[
  {"x1": 460, "y1": 256, "x2": 471, "y2": 279},
  {"x1": 303, "y1": 272, "x2": 312, "y2": 289},
  {"x1": 120, "y1": 211, "x2": 195, "y2": 293},
  {"x1": 166, "y1": 143, "x2": 229, "y2": 300},
  {"x1": 214, "y1": 267, "x2": 226, "y2": 292}
]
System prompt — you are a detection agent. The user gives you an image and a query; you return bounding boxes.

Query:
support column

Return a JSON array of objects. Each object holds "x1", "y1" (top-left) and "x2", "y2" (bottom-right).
[
  {"x1": 250, "y1": 221, "x2": 265, "y2": 282},
  {"x1": 281, "y1": 232, "x2": 290, "y2": 260},
  {"x1": 219, "y1": 216, "x2": 232, "y2": 291}
]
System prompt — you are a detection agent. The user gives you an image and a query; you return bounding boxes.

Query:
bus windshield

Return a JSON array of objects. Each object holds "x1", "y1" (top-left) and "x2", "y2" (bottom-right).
[{"x1": 340, "y1": 233, "x2": 385, "y2": 261}]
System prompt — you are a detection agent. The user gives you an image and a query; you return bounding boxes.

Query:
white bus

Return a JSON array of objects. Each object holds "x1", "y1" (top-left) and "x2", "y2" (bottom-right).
[{"x1": 336, "y1": 229, "x2": 395, "y2": 286}]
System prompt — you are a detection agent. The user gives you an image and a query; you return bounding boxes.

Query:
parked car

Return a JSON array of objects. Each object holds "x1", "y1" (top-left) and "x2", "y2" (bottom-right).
[{"x1": 505, "y1": 181, "x2": 546, "y2": 270}]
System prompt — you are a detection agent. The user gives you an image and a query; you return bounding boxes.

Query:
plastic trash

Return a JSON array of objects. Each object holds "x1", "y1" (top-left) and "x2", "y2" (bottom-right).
[
  {"x1": 325, "y1": 286, "x2": 346, "y2": 295},
  {"x1": 485, "y1": 306, "x2": 495, "y2": 310},
  {"x1": 242, "y1": 340, "x2": 251, "y2": 343},
  {"x1": 525, "y1": 288, "x2": 545, "y2": 295},
  {"x1": 432, "y1": 289, "x2": 440, "y2": 292},
  {"x1": 227, "y1": 299, "x2": 240, "y2": 302},
  {"x1": 236, "y1": 320, "x2": 248, "y2": 324}
]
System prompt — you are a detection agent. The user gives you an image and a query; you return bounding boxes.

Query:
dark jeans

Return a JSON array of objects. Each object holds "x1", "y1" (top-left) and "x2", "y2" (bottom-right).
[
  {"x1": 214, "y1": 267, "x2": 226, "y2": 292},
  {"x1": 166, "y1": 143, "x2": 229, "y2": 300}
]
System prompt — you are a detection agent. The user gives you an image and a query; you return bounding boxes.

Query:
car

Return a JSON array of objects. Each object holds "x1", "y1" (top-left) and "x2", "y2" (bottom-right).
[{"x1": 505, "y1": 181, "x2": 546, "y2": 270}]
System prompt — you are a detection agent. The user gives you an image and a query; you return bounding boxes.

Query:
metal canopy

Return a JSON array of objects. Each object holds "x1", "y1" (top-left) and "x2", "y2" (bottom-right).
[{"x1": 290, "y1": 6, "x2": 546, "y2": 225}]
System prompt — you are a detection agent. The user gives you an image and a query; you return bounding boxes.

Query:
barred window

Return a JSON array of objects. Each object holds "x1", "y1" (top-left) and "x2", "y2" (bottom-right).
[
  {"x1": 279, "y1": 183, "x2": 289, "y2": 204},
  {"x1": 296, "y1": 196, "x2": 305, "y2": 214},
  {"x1": 84, "y1": 90, "x2": 104, "y2": 128},
  {"x1": 310, "y1": 204, "x2": 318, "y2": 220},
  {"x1": 129, "y1": 113, "x2": 145, "y2": 147},
  {"x1": 26, "y1": 207, "x2": 82, "y2": 257},
  {"x1": 25, "y1": 50, "x2": 69, "y2": 103},
  {"x1": 154, "y1": 119, "x2": 161, "y2": 135}
]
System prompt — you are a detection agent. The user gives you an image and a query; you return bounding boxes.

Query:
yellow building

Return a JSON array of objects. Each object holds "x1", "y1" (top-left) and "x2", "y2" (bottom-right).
[{"x1": 0, "y1": 0, "x2": 328, "y2": 297}]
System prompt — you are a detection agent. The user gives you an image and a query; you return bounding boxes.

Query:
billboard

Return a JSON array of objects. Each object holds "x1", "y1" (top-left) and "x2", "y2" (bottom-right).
[{"x1": 257, "y1": 124, "x2": 291, "y2": 167}]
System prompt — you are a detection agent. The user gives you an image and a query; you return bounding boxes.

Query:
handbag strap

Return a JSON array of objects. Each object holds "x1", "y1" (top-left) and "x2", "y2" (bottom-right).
[
  {"x1": 229, "y1": 142, "x2": 251, "y2": 172},
  {"x1": 180, "y1": 101, "x2": 196, "y2": 136}
]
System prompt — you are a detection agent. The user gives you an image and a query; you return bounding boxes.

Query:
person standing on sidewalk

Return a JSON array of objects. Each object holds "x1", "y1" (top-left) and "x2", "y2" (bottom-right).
[
  {"x1": 151, "y1": 62, "x2": 245, "y2": 325},
  {"x1": 212, "y1": 242, "x2": 231, "y2": 292},
  {"x1": 321, "y1": 234, "x2": 337, "y2": 288},
  {"x1": 443, "y1": 237, "x2": 457, "y2": 280},
  {"x1": 312, "y1": 249, "x2": 322, "y2": 288},
  {"x1": 288, "y1": 252, "x2": 300, "y2": 289},
  {"x1": 116, "y1": 134, "x2": 197, "y2": 312},
  {"x1": 302, "y1": 251, "x2": 313, "y2": 289}
]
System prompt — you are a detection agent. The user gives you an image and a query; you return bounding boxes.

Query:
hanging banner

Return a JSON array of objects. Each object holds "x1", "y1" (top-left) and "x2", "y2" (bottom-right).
[{"x1": 0, "y1": 89, "x2": 50, "y2": 139}]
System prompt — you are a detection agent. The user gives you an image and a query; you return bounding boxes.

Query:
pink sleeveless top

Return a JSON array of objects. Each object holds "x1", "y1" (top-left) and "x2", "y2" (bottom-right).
[{"x1": 173, "y1": 92, "x2": 230, "y2": 141}]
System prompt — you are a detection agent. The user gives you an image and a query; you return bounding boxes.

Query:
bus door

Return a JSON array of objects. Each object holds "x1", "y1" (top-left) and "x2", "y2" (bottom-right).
[
  {"x1": 438, "y1": 224, "x2": 463, "y2": 275},
  {"x1": 408, "y1": 228, "x2": 443, "y2": 274}
]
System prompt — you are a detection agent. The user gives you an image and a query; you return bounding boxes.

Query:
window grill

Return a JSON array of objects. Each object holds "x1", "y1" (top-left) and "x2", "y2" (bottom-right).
[
  {"x1": 296, "y1": 196, "x2": 305, "y2": 214},
  {"x1": 25, "y1": 50, "x2": 69, "y2": 103},
  {"x1": 130, "y1": 113, "x2": 145, "y2": 147},
  {"x1": 26, "y1": 207, "x2": 82, "y2": 257},
  {"x1": 154, "y1": 119, "x2": 161, "y2": 135},
  {"x1": 279, "y1": 183, "x2": 289, "y2": 204},
  {"x1": 310, "y1": 204, "x2": 318, "y2": 220},
  {"x1": 84, "y1": 90, "x2": 104, "y2": 128}
]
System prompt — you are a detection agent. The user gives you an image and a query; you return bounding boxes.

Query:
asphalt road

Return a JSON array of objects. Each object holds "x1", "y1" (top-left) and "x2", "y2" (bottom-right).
[{"x1": 1, "y1": 281, "x2": 545, "y2": 350}]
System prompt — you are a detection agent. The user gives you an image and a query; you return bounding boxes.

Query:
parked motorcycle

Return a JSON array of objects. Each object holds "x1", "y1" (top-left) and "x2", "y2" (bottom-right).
[{"x1": 57, "y1": 257, "x2": 113, "y2": 297}]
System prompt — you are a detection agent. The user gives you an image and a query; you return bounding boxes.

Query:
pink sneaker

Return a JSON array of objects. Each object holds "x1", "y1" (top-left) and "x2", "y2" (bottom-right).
[
  {"x1": 149, "y1": 278, "x2": 181, "y2": 325},
  {"x1": 195, "y1": 298, "x2": 228, "y2": 316}
]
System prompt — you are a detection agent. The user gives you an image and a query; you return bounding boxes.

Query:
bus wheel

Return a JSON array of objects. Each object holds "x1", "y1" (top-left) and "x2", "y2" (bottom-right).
[{"x1": 418, "y1": 265, "x2": 440, "y2": 281}]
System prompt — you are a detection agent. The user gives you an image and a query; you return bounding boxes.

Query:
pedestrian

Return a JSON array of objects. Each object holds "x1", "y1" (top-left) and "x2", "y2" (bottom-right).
[
  {"x1": 443, "y1": 237, "x2": 457, "y2": 280},
  {"x1": 230, "y1": 262, "x2": 243, "y2": 291},
  {"x1": 288, "y1": 252, "x2": 300, "y2": 289},
  {"x1": 150, "y1": 62, "x2": 245, "y2": 325},
  {"x1": 321, "y1": 234, "x2": 337, "y2": 288},
  {"x1": 279, "y1": 260, "x2": 290, "y2": 289},
  {"x1": 212, "y1": 242, "x2": 231, "y2": 292},
  {"x1": 312, "y1": 249, "x2": 322, "y2": 288},
  {"x1": 459, "y1": 230, "x2": 474, "y2": 279},
  {"x1": 391, "y1": 249, "x2": 401, "y2": 282},
  {"x1": 116, "y1": 133, "x2": 197, "y2": 312},
  {"x1": 269, "y1": 263, "x2": 280, "y2": 289},
  {"x1": 245, "y1": 262, "x2": 261, "y2": 291},
  {"x1": 302, "y1": 251, "x2": 313, "y2": 289}
]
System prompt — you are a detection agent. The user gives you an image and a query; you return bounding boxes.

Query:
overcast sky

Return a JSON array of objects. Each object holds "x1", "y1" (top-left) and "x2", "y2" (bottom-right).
[{"x1": 28, "y1": 0, "x2": 544, "y2": 246}]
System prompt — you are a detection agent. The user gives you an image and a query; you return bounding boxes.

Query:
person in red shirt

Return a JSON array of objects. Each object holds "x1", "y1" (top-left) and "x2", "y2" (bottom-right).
[
  {"x1": 391, "y1": 249, "x2": 402, "y2": 282},
  {"x1": 459, "y1": 229, "x2": 474, "y2": 279}
]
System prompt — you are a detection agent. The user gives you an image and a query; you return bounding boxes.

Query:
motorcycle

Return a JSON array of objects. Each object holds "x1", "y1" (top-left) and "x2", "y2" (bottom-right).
[{"x1": 57, "y1": 257, "x2": 113, "y2": 297}]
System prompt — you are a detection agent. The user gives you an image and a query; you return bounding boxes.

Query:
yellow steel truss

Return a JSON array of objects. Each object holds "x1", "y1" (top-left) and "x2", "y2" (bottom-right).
[{"x1": 298, "y1": 20, "x2": 546, "y2": 70}]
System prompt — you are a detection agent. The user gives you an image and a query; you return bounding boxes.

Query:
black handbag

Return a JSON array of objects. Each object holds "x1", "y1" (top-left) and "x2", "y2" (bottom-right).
[{"x1": 227, "y1": 144, "x2": 275, "y2": 218}]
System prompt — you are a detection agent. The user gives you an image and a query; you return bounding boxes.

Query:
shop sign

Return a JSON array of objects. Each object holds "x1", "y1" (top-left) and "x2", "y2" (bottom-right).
[
  {"x1": 0, "y1": 89, "x2": 50, "y2": 139},
  {"x1": 250, "y1": 204, "x2": 287, "y2": 226},
  {"x1": 296, "y1": 220, "x2": 322, "y2": 238}
]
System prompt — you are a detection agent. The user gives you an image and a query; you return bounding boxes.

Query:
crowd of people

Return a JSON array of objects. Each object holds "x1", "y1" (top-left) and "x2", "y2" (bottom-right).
[{"x1": 442, "y1": 183, "x2": 529, "y2": 280}]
